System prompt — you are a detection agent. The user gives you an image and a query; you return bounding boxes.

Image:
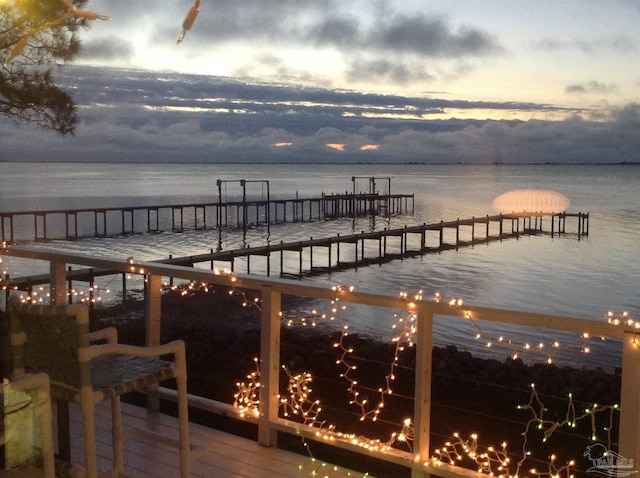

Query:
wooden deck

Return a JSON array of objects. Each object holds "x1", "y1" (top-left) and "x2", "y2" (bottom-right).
[{"x1": 63, "y1": 401, "x2": 374, "y2": 478}]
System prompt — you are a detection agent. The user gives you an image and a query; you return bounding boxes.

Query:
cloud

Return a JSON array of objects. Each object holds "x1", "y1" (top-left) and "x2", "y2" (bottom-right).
[
  {"x1": 305, "y1": 15, "x2": 361, "y2": 47},
  {"x1": 369, "y1": 14, "x2": 503, "y2": 57},
  {"x1": 80, "y1": 36, "x2": 135, "y2": 62},
  {"x1": 345, "y1": 58, "x2": 435, "y2": 85},
  {"x1": 565, "y1": 81, "x2": 618, "y2": 95},
  {"x1": 2, "y1": 67, "x2": 637, "y2": 165},
  {"x1": 535, "y1": 36, "x2": 638, "y2": 55}
]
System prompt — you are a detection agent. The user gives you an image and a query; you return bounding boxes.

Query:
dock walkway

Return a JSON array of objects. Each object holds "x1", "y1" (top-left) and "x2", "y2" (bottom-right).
[
  {"x1": 2, "y1": 212, "x2": 588, "y2": 294},
  {"x1": 0, "y1": 192, "x2": 414, "y2": 244}
]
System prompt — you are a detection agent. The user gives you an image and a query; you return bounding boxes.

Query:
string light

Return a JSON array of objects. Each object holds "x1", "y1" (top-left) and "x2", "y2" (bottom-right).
[
  {"x1": 233, "y1": 357, "x2": 261, "y2": 419},
  {"x1": 432, "y1": 383, "x2": 618, "y2": 477},
  {"x1": 1, "y1": 249, "x2": 631, "y2": 478},
  {"x1": 280, "y1": 366, "x2": 325, "y2": 428},
  {"x1": 434, "y1": 291, "x2": 606, "y2": 364},
  {"x1": 432, "y1": 433, "x2": 510, "y2": 475},
  {"x1": 517, "y1": 383, "x2": 618, "y2": 455}
]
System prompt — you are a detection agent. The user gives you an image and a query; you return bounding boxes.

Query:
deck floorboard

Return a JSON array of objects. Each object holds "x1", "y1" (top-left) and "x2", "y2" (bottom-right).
[{"x1": 61, "y1": 401, "x2": 371, "y2": 478}]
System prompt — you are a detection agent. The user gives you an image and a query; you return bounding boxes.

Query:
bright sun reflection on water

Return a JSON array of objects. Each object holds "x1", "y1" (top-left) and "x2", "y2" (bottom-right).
[{"x1": 492, "y1": 189, "x2": 571, "y2": 215}]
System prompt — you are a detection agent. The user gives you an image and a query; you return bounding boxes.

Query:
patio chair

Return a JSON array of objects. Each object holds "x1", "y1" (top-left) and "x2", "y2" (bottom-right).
[{"x1": 9, "y1": 302, "x2": 191, "y2": 478}]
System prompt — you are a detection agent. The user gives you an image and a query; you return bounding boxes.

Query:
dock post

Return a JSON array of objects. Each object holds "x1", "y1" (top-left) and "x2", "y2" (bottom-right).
[
  {"x1": 439, "y1": 221, "x2": 444, "y2": 249},
  {"x1": 280, "y1": 242, "x2": 284, "y2": 276},
  {"x1": 578, "y1": 212, "x2": 582, "y2": 238},
  {"x1": 584, "y1": 213, "x2": 589, "y2": 235},
  {"x1": 67, "y1": 266, "x2": 73, "y2": 305},
  {"x1": 471, "y1": 217, "x2": 475, "y2": 242},
  {"x1": 266, "y1": 245, "x2": 271, "y2": 276},
  {"x1": 2, "y1": 214, "x2": 13, "y2": 243}
]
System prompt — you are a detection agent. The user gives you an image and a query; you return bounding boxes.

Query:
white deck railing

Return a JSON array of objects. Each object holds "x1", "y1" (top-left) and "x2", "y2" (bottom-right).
[{"x1": 1, "y1": 244, "x2": 638, "y2": 478}]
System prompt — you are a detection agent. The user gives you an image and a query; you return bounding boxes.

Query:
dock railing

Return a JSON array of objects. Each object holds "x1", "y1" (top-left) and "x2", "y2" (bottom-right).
[{"x1": 0, "y1": 244, "x2": 636, "y2": 478}]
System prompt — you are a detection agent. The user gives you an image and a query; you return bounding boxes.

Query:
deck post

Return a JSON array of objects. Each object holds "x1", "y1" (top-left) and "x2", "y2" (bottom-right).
[
  {"x1": 412, "y1": 301, "x2": 433, "y2": 478},
  {"x1": 49, "y1": 259, "x2": 67, "y2": 305},
  {"x1": 145, "y1": 273, "x2": 162, "y2": 412},
  {"x1": 259, "y1": 285, "x2": 281, "y2": 448},
  {"x1": 618, "y1": 331, "x2": 640, "y2": 467}
]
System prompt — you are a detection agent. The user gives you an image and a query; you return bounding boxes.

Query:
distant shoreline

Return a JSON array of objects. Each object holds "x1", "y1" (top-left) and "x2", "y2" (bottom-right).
[{"x1": 1, "y1": 160, "x2": 638, "y2": 166}]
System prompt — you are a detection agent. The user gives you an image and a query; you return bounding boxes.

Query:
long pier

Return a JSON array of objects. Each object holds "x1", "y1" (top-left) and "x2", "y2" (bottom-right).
[
  {"x1": 0, "y1": 192, "x2": 414, "y2": 244},
  {"x1": 2, "y1": 212, "x2": 588, "y2": 295},
  {"x1": 162, "y1": 212, "x2": 588, "y2": 277}
]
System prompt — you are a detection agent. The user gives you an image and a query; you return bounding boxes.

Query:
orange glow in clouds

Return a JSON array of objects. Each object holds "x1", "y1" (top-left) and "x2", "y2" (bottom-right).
[
  {"x1": 359, "y1": 144, "x2": 380, "y2": 151},
  {"x1": 326, "y1": 143, "x2": 345, "y2": 151},
  {"x1": 273, "y1": 142, "x2": 292, "y2": 147}
]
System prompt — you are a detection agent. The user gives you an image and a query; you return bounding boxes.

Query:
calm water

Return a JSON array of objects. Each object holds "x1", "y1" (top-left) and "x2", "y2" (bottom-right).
[{"x1": 1, "y1": 162, "x2": 638, "y2": 368}]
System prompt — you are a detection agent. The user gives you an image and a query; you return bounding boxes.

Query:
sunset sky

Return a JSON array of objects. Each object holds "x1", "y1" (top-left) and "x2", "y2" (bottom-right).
[{"x1": 2, "y1": 0, "x2": 639, "y2": 163}]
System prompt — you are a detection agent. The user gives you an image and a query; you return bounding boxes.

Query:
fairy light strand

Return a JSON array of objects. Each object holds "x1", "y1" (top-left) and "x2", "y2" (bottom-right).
[
  {"x1": 435, "y1": 292, "x2": 606, "y2": 364},
  {"x1": 3, "y1": 251, "x2": 633, "y2": 478}
]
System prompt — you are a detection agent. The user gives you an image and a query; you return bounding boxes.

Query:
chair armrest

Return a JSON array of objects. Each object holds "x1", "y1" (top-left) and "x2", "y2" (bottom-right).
[
  {"x1": 87, "y1": 327, "x2": 118, "y2": 344},
  {"x1": 2, "y1": 373, "x2": 51, "y2": 395},
  {"x1": 81, "y1": 340, "x2": 186, "y2": 363}
]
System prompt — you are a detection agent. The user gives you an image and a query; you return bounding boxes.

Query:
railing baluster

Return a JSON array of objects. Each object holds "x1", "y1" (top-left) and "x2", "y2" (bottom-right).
[
  {"x1": 145, "y1": 273, "x2": 163, "y2": 412},
  {"x1": 619, "y1": 331, "x2": 640, "y2": 467},
  {"x1": 50, "y1": 260, "x2": 67, "y2": 305},
  {"x1": 259, "y1": 284, "x2": 281, "y2": 447},
  {"x1": 413, "y1": 302, "x2": 433, "y2": 478}
]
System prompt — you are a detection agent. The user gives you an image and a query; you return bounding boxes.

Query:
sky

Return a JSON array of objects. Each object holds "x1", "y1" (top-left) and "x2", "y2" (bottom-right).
[{"x1": 2, "y1": 0, "x2": 640, "y2": 163}]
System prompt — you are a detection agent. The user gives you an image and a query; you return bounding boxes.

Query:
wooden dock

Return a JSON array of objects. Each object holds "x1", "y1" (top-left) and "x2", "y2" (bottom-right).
[
  {"x1": 2, "y1": 212, "x2": 588, "y2": 295},
  {"x1": 161, "y1": 212, "x2": 588, "y2": 277},
  {"x1": 0, "y1": 192, "x2": 414, "y2": 243}
]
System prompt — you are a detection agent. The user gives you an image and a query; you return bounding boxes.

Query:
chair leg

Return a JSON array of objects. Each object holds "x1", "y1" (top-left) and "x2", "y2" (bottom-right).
[
  {"x1": 56, "y1": 400, "x2": 71, "y2": 462},
  {"x1": 112, "y1": 396, "x2": 124, "y2": 472},
  {"x1": 80, "y1": 398, "x2": 98, "y2": 478},
  {"x1": 176, "y1": 373, "x2": 191, "y2": 477},
  {"x1": 39, "y1": 399, "x2": 56, "y2": 478}
]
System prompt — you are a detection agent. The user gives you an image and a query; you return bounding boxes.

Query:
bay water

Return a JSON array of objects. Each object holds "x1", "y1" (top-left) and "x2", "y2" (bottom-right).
[{"x1": 1, "y1": 162, "x2": 638, "y2": 369}]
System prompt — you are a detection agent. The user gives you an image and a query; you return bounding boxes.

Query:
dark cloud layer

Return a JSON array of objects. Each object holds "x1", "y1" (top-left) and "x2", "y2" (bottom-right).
[
  {"x1": 81, "y1": 2, "x2": 504, "y2": 86},
  {"x1": 1, "y1": 66, "x2": 638, "y2": 164},
  {"x1": 565, "y1": 81, "x2": 618, "y2": 95}
]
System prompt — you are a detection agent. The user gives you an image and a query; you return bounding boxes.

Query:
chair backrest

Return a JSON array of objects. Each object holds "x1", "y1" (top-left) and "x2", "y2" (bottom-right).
[{"x1": 9, "y1": 302, "x2": 91, "y2": 390}]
